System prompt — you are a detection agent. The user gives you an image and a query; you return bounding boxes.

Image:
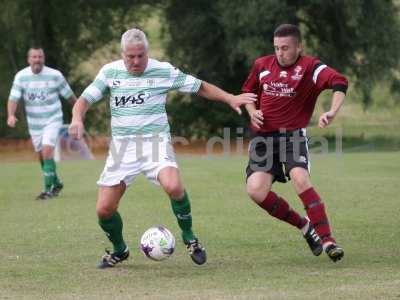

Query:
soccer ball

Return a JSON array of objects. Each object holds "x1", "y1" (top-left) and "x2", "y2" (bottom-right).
[{"x1": 140, "y1": 226, "x2": 175, "y2": 261}]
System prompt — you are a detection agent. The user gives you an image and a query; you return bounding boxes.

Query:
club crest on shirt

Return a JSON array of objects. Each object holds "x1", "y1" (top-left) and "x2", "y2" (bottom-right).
[
  {"x1": 291, "y1": 66, "x2": 303, "y2": 80},
  {"x1": 147, "y1": 79, "x2": 156, "y2": 87}
]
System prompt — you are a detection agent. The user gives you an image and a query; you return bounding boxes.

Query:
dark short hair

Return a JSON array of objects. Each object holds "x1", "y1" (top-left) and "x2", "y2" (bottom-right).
[{"x1": 273, "y1": 24, "x2": 301, "y2": 42}]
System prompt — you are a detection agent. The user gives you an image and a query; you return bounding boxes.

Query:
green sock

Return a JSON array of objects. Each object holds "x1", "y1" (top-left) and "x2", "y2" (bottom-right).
[
  {"x1": 98, "y1": 212, "x2": 127, "y2": 254},
  {"x1": 170, "y1": 191, "x2": 196, "y2": 243},
  {"x1": 42, "y1": 159, "x2": 57, "y2": 192},
  {"x1": 42, "y1": 159, "x2": 62, "y2": 186},
  {"x1": 54, "y1": 174, "x2": 62, "y2": 186}
]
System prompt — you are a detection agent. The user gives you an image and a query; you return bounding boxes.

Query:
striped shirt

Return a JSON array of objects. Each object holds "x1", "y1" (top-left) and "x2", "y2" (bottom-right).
[
  {"x1": 81, "y1": 58, "x2": 202, "y2": 137},
  {"x1": 9, "y1": 66, "x2": 74, "y2": 136}
]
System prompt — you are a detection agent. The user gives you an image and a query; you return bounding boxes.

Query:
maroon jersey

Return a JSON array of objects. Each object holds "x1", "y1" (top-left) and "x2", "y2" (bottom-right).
[{"x1": 242, "y1": 55, "x2": 348, "y2": 133}]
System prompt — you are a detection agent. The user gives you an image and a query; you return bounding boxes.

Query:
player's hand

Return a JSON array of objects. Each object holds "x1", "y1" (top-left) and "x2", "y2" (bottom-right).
[
  {"x1": 249, "y1": 110, "x2": 264, "y2": 129},
  {"x1": 7, "y1": 115, "x2": 18, "y2": 128},
  {"x1": 228, "y1": 93, "x2": 257, "y2": 114},
  {"x1": 68, "y1": 121, "x2": 84, "y2": 139},
  {"x1": 318, "y1": 111, "x2": 335, "y2": 128}
]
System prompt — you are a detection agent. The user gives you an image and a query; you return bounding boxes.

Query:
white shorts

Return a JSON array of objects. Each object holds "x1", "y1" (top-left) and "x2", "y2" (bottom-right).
[
  {"x1": 31, "y1": 123, "x2": 62, "y2": 152},
  {"x1": 97, "y1": 134, "x2": 178, "y2": 187}
]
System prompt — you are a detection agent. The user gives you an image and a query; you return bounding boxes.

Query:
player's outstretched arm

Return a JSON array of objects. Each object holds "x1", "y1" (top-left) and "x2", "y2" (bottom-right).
[
  {"x1": 69, "y1": 97, "x2": 90, "y2": 139},
  {"x1": 197, "y1": 81, "x2": 257, "y2": 114},
  {"x1": 68, "y1": 95, "x2": 78, "y2": 107},
  {"x1": 7, "y1": 100, "x2": 18, "y2": 128},
  {"x1": 318, "y1": 91, "x2": 345, "y2": 128}
]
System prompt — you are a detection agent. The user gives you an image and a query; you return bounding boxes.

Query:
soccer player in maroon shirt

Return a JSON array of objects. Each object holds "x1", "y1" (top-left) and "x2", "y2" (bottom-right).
[{"x1": 242, "y1": 24, "x2": 347, "y2": 262}]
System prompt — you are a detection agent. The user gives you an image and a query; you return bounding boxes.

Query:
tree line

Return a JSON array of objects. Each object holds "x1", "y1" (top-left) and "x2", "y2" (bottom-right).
[{"x1": 1, "y1": 0, "x2": 399, "y2": 138}]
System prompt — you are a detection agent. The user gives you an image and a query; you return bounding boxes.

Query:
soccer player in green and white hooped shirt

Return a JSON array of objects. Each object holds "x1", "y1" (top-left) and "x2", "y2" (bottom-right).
[
  {"x1": 69, "y1": 28, "x2": 257, "y2": 268},
  {"x1": 7, "y1": 47, "x2": 77, "y2": 200}
]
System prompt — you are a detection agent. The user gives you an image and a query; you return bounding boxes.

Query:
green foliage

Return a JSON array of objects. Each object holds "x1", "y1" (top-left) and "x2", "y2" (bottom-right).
[
  {"x1": 1, "y1": 1, "x2": 400, "y2": 138},
  {"x1": 0, "y1": 0, "x2": 160, "y2": 137},
  {"x1": 163, "y1": 0, "x2": 298, "y2": 138},
  {"x1": 164, "y1": 0, "x2": 400, "y2": 137},
  {"x1": 297, "y1": 0, "x2": 400, "y2": 108}
]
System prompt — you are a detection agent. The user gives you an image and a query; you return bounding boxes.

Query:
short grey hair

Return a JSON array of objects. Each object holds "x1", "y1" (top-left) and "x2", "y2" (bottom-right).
[
  {"x1": 27, "y1": 47, "x2": 44, "y2": 57},
  {"x1": 121, "y1": 28, "x2": 149, "y2": 51}
]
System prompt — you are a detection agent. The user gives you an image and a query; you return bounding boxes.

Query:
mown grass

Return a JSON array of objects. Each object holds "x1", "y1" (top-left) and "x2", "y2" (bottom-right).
[{"x1": 0, "y1": 152, "x2": 399, "y2": 299}]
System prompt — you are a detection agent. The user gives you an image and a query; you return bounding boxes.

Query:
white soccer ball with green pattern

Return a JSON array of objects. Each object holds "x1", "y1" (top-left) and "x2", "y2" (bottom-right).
[{"x1": 140, "y1": 226, "x2": 175, "y2": 261}]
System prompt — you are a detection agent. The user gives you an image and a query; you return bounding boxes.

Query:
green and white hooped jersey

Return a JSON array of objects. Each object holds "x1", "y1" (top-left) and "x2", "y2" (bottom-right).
[
  {"x1": 81, "y1": 58, "x2": 202, "y2": 137},
  {"x1": 9, "y1": 66, "x2": 74, "y2": 136}
]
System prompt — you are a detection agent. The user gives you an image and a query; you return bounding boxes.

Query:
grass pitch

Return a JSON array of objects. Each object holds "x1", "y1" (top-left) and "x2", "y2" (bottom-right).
[{"x1": 0, "y1": 152, "x2": 399, "y2": 299}]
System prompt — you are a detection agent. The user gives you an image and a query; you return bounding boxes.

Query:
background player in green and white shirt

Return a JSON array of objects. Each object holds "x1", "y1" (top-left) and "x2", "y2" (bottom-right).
[
  {"x1": 69, "y1": 28, "x2": 256, "y2": 268},
  {"x1": 7, "y1": 47, "x2": 77, "y2": 200}
]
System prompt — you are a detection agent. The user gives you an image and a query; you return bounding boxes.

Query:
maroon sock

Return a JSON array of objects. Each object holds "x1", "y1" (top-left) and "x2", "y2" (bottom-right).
[
  {"x1": 298, "y1": 187, "x2": 335, "y2": 244},
  {"x1": 258, "y1": 191, "x2": 307, "y2": 229}
]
